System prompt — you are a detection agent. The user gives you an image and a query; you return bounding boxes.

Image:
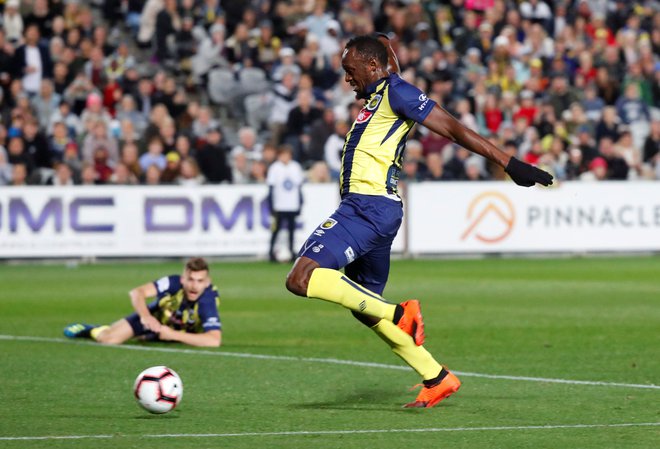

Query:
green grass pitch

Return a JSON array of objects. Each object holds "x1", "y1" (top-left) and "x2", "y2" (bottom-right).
[{"x1": 1, "y1": 257, "x2": 659, "y2": 448}]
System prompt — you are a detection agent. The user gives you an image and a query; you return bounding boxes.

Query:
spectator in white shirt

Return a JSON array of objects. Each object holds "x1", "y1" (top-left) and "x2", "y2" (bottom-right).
[
  {"x1": 2, "y1": 0, "x2": 24, "y2": 44},
  {"x1": 267, "y1": 144, "x2": 304, "y2": 262}
]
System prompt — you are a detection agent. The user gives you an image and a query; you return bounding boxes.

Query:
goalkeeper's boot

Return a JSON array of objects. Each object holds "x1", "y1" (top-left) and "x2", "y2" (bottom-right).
[
  {"x1": 396, "y1": 299, "x2": 425, "y2": 345},
  {"x1": 64, "y1": 323, "x2": 96, "y2": 339},
  {"x1": 404, "y1": 369, "x2": 461, "y2": 408}
]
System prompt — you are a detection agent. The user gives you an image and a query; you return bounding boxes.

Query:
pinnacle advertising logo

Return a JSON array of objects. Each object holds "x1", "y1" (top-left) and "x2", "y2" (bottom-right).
[{"x1": 461, "y1": 192, "x2": 515, "y2": 243}]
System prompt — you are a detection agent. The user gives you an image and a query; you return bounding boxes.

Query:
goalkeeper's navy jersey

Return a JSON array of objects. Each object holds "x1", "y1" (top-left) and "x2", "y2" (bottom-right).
[
  {"x1": 340, "y1": 73, "x2": 436, "y2": 198},
  {"x1": 147, "y1": 275, "x2": 221, "y2": 333}
]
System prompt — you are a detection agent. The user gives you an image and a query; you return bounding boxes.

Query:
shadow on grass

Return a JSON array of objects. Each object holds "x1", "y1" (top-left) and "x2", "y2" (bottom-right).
[
  {"x1": 290, "y1": 387, "x2": 454, "y2": 412},
  {"x1": 133, "y1": 413, "x2": 181, "y2": 420}
]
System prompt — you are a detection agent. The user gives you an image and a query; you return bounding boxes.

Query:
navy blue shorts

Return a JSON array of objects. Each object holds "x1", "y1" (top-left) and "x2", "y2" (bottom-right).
[
  {"x1": 298, "y1": 193, "x2": 403, "y2": 295},
  {"x1": 124, "y1": 312, "x2": 159, "y2": 341}
]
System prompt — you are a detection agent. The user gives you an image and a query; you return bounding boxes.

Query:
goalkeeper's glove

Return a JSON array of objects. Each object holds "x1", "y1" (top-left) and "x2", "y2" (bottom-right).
[{"x1": 505, "y1": 157, "x2": 554, "y2": 187}]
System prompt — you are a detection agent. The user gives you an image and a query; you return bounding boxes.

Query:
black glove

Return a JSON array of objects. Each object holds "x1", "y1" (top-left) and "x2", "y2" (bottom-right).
[{"x1": 505, "y1": 157, "x2": 554, "y2": 187}]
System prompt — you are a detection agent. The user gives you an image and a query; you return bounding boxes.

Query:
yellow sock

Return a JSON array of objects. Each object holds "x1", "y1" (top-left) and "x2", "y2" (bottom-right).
[
  {"x1": 307, "y1": 268, "x2": 397, "y2": 320},
  {"x1": 372, "y1": 320, "x2": 442, "y2": 380},
  {"x1": 90, "y1": 325, "x2": 110, "y2": 341}
]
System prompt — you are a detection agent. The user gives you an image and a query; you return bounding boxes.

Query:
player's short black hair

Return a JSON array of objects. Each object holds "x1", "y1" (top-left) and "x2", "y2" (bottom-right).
[{"x1": 345, "y1": 35, "x2": 388, "y2": 66}]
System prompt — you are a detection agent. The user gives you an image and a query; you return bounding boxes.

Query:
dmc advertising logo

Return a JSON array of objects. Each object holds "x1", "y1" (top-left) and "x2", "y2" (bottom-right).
[{"x1": 461, "y1": 192, "x2": 515, "y2": 243}]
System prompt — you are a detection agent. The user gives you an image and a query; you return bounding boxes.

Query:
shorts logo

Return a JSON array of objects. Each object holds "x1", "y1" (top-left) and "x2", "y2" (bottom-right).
[
  {"x1": 321, "y1": 218, "x2": 338, "y2": 229},
  {"x1": 312, "y1": 244, "x2": 324, "y2": 253},
  {"x1": 344, "y1": 246, "x2": 355, "y2": 263},
  {"x1": 366, "y1": 94, "x2": 382, "y2": 111},
  {"x1": 355, "y1": 109, "x2": 373, "y2": 124},
  {"x1": 302, "y1": 240, "x2": 317, "y2": 252},
  {"x1": 358, "y1": 300, "x2": 366, "y2": 311}
]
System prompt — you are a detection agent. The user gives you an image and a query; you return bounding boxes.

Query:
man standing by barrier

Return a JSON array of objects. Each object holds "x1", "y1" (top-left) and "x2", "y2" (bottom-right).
[{"x1": 267, "y1": 144, "x2": 304, "y2": 262}]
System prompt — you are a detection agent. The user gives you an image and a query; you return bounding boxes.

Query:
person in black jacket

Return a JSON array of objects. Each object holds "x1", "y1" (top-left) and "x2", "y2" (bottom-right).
[
  {"x1": 598, "y1": 137, "x2": 629, "y2": 180},
  {"x1": 11, "y1": 25, "x2": 53, "y2": 96},
  {"x1": 284, "y1": 89, "x2": 322, "y2": 163},
  {"x1": 23, "y1": 118, "x2": 52, "y2": 170},
  {"x1": 154, "y1": 0, "x2": 180, "y2": 63},
  {"x1": 0, "y1": 29, "x2": 14, "y2": 92},
  {"x1": 195, "y1": 127, "x2": 232, "y2": 184}
]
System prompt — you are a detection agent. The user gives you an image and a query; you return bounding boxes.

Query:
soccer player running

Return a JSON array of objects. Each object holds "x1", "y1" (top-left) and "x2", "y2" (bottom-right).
[
  {"x1": 64, "y1": 257, "x2": 222, "y2": 347},
  {"x1": 285, "y1": 35, "x2": 553, "y2": 408}
]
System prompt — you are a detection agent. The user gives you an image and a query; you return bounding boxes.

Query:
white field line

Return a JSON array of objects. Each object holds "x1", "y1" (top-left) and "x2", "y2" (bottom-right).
[
  {"x1": 1, "y1": 334, "x2": 659, "y2": 390},
  {"x1": 1, "y1": 422, "x2": 659, "y2": 441}
]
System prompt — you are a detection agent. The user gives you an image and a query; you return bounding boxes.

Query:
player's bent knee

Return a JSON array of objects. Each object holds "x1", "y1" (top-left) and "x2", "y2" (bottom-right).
[
  {"x1": 286, "y1": 257, "x2": 319, "y2": 297},
  {"x1": 285, "y1": 265, "x2": 314, "y2": 297},
  {"x1": 285, "y1": 272, "x2": 307, "y2": 297},
  {"x1": 95, "y1": 326, "x2": 130, "y2": 345}
]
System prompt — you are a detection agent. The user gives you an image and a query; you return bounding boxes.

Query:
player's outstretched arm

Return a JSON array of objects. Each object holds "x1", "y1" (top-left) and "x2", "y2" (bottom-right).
[
  {"x1": 129, "y1": 282, "x2": 162, "y2": 332},
  {"x1": 158, "y1": 327, "x2": 222, "y2": 347},
  {"x1": 421, "y1": 104, "x2": 553, "y2": 186}
]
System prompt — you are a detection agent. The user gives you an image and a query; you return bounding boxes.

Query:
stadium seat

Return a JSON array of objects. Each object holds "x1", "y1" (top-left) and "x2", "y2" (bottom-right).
[
  {"x1": 238, "y1": 67, "x2": 270, "y2": 96},
  {"x1": 208, "y1": 68, "x2": 238, "y2": 106},
  {"x1": 244, "y1": 93, "x2": 273, "y2": 133}
]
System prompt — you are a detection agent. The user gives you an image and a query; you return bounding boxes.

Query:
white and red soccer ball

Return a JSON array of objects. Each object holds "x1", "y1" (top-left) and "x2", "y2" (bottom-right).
[{"x1": 133, "y1": 366, "x2": 183, "y2": 414}]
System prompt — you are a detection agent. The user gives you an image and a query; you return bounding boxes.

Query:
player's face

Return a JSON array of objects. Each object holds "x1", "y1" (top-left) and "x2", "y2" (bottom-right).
[
  {"x1": 342, "y1": 47, "x2": 376, "y2": 99},
  {"x1": 181, "y1": 269, "x2": 210, "y2": 301}
]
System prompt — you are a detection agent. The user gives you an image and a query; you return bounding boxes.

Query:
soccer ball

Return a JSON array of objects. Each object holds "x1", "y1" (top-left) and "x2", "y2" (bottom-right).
[{"x1": 133, "y1": 366, "x2": 183, "y2": 414}]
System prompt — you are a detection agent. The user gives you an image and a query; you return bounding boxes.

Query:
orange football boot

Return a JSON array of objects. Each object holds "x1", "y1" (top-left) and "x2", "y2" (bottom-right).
[
  {"x1": 404, "y1": 371, "x2": 461, "y2": 408},
  {"x1": 396, "y1": 299, "x2": 425, "y2": 345}
]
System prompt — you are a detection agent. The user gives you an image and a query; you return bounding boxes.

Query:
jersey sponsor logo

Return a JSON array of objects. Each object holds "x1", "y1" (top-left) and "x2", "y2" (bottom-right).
[
  {"x1": 418, "y1": 96, "x2": 430, "y2": 111},
  {"x1": 313, "y1": 229, "x2": 325, "y2": 237},
  {"x1": 461, "y1": 191, "x2": 516, "y2": 243},
  {"x1": 312, "y1": 244, "x2": 324, "y2": 253},
  {"x1": 203, "y1": 317, "x2": 220, "y2": 328},
  {"x1": 386, "y1": 165, "x2": 401, "y2": 192},
  {"x1": 366, "y1": 94, "x2": 382, "y2": 111},
  {"x1": 156, "y1": 276, "x2": 170, "y2": 293},
  {"x1": 355, "y1": 108, "x2": 373, "y2": 124},
  {"x1": 321, "y1": 218, "x2": 338, "y2": 229},
  {"x1": 419, "y1": 94, "x2": 427, "y2": 102},
  {"x1": 344, "y1": 246, "x2": 355, "y2": 263}
]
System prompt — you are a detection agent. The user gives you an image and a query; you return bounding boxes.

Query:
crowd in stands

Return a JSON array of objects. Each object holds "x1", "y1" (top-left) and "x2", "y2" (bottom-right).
[{"x1": 0, "y1": 0, "x2": 658, "y2": 187}]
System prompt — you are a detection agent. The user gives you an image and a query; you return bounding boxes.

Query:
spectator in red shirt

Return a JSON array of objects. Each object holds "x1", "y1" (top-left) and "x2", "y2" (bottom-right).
[
  {"x1": 513, "y1": 90, "x2": 538, "y2": 126},
  {"x1": 575, "y1": 51, "x2": 597, "y2": 85},
  {"x1": 482, "y1": 93, "x2": 503, "y2": 134},
  {"x1": 93, "y1": 147, "x2": 113, "y2": 183},
  {"x1": 524, "y1": 140, "x2": 544, "y2": 165}
]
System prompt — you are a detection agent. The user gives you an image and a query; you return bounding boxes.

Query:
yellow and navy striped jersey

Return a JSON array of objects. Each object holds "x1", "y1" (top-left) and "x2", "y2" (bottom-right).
[
  {"x1": 148, "y1": 275, "x2": 222, "y2": 333},
  {"x1": 340, "y1": 73, "x2": 435, "y2": 198}
]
